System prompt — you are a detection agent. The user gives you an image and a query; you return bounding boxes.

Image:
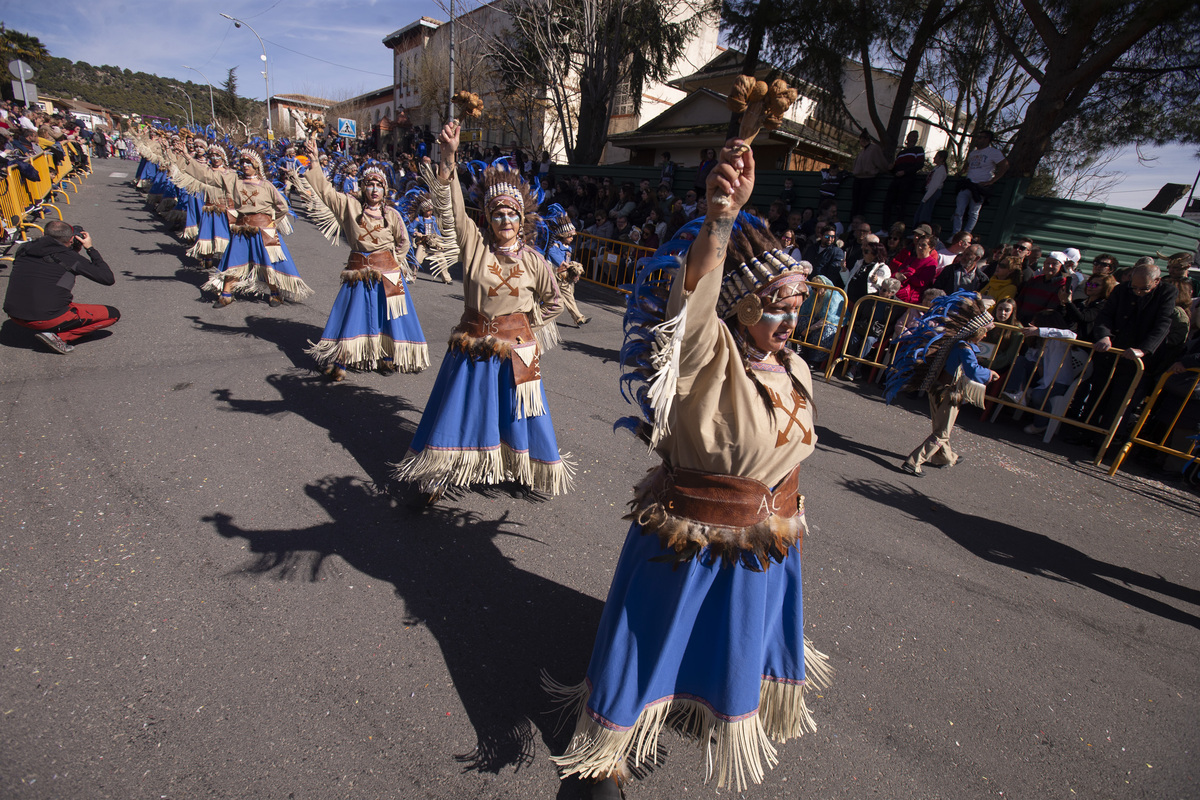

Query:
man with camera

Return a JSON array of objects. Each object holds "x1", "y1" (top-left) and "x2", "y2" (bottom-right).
[{"x1": 3, "y1": 220, "x2": 119, "y2": 354}]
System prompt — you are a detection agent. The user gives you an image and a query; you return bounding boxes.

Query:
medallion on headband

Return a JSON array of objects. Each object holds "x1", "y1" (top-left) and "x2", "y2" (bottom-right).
[{"x1": 717, "y1": 248, "x2": 811, "y2": 326}]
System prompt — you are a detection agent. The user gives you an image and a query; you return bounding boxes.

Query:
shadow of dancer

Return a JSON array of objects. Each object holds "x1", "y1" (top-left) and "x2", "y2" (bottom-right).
[
  {"x1": 186, "y1": 314, "x2": 325, "y2": 370},
  {"x1": 213, "y1": 373, "x2": 419, "y2": 490},
  {"x1": 842, "y1": 477, "x2": 1200, "y2": 629},
  {"x1": 203, "y1": 475, "x2": 604, "y2": 778}
]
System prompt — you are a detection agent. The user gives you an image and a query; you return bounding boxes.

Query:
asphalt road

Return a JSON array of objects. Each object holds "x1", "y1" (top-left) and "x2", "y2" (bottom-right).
[{"x1": 1, "y1": 165, "x2": 1197, "y2": 800}]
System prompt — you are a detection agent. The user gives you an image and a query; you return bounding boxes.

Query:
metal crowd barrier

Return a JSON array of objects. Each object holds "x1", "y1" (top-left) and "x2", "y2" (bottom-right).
[
  {"x1": 786, "y1": 281, "x2": 850, "y2": 376},
  {"x1": 986, "y1": 337, "x2": 1143, "y2": 465},
  {"x1": 826, "y1": 293, "x2": 929, "y2": 381},
  {"x1": 570, "y1": 231, "x2": 656, "y2": 292},
  {"x1": 1108, "y1": 367, "x2": 1200, "y2": 476},
  {"x1": 0, "y1": 149, "x2": 88, "y2": 261}
]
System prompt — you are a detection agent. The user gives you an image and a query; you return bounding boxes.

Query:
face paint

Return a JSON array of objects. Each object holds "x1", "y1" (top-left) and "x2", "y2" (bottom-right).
[
  {"x1": 491, "y1": 210, "x2": 521, "y2": 224},
  {"x1": 760, "y1": 310, "x2": 800, "y2": 326}
]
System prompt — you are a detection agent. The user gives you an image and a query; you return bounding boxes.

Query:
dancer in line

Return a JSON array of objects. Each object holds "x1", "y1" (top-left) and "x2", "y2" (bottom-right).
[
  {"x1": 885, "y1": 290, "x2": 1000, "y2": 476},
  {"x1": 544, "y1": 205, "x2": 589, "y2": 326},
  {"x1": 173, "y1": 142, "x2": 312, "y2": 308},
  {"x1": 300, "y1": 137, "x2": 429, "y2": 382},
  {"x1": 392, "y1": 121, "x2": 573, "y2": 502},
  {"x1": 549, "y1": 140, "x2": 831, "y2": 797}
]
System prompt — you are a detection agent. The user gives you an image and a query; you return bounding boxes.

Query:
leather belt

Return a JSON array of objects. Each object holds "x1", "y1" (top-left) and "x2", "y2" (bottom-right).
[
  {"x1": 452, "y1": 308, "x2": 540, "y2": 386},
  {"x1": 649, "y1": 463, "x2": 801, "y2": 528}
]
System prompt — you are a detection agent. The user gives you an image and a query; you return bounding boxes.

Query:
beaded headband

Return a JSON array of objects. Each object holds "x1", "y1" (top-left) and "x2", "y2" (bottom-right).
[
  {"x1": 237, "y1": 147, "x2": 265, "y2": 175},
  {"x1": 553, "y1": 215, "x2": 576, "y2": 237},
  {"x1": 361, "y1": 163, "x2": 388, "y2": 186},
  {"x1": 485, "y1": 180, "x2": 524, "y2": 215},
  {"x1": 716, "y1": 249, "x2": 811, "y2": 319}
]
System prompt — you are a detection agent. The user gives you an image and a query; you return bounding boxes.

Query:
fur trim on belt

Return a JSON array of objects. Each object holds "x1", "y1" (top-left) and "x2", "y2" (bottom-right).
[
  {"x1": 340, "y1": 267, "x2": 386, "y2": 285},
  {"x1": 448, "y1": 329, "x2": 514, "y2": 361},
  {"x1": 626, "y1": 466, "x2": 806, "y2": 570}
]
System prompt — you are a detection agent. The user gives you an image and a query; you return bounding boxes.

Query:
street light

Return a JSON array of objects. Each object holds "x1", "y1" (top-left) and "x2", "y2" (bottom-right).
[
  {"x1": 219, "y1": 12, "x2": 273, "y2": 141},
  {"x1": 173, "y1": 86, "x2": 195, "y2": 129},
  {"x1": 165, "y1": 99, "x2": 189, "y2": 128},
  {"x1": 182, "y1": 64, "x2": 217, "y2": 125}
]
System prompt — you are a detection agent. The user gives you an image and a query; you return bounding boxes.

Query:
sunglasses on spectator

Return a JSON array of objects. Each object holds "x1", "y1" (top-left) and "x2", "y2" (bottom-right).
[
  {"x1": 1086, "y1": 280, "x2": 1101, "y2": 288},
  {"x1": 1011, "y1": 244, "x2": 1029, "y2": 251},
  {"x1": 1093, "y1": 259, "x2": 1114, "y2": 268}
]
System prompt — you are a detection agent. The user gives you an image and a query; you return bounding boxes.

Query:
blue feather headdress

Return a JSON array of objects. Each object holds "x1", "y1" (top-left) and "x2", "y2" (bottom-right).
[{"x1": 883, "y1": 290, "x2": 994, "y2": 404}]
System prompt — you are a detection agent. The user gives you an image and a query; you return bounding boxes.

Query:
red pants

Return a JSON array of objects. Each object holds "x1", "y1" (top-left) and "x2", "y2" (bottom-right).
[{"x1": 11, "y1": 303, "x2": 120, "y2": 342}]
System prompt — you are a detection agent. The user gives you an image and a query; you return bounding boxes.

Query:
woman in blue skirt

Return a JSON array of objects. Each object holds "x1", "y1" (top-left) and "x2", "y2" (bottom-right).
[
  {"x1": 391, "y1": 120, "x2": 573, "y2": 502},
  {"x1": 173, "y1": 143, "x2": 312, "y2": 308},
  {"x1": 549, "y1": 140, "x2": 832, "y2": 797},
  {"x1": 299, "y1": 136, "x2": 428, "y2": 381},
  {"x1": 185, "y1": 145, "x2": 234, "y2": 272}
]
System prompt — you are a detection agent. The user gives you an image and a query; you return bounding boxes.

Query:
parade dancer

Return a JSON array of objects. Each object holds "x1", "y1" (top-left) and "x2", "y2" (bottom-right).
[
  {"x1": 548, "y1": 140, "x2": 832, "y2": 798},
  {"x1": 184, "y1": 145, "x2": 235, "y2": 272},
  {"x1": 884, "y1": 290, "x2": 1000, "y2": 476},
  {"x1": 391, "y1": 120, "x2": 573, "y2": 502},
  {"x1": 544, "y1": 204, "x2": 589, "y2": 326},
  {"x1": 173, "y1": 143, "x2": 312, "y2": 308},
  {"x1": 299, "y1": 137, "x2": 429, "y2": 382}
]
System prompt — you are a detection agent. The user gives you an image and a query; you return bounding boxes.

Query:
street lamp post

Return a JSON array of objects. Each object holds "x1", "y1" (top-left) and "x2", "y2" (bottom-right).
[
  {"x1": 165, "y1": 100, "x2": 189, "y2": 128},
  {"x1": 182, "y1": 65, "x2": 217, "y2": 125},
  {"x1": 219, "y1": 12, "x2": 273, "y2": 141},
  {"x1": 173, "y1": 86, "x2": 195, "y2": 129}
]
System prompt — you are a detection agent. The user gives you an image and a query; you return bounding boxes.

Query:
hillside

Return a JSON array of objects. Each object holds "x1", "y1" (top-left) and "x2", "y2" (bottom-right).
[{"x1": 32, "y1": 57, "x2": 264, "y2": 128}]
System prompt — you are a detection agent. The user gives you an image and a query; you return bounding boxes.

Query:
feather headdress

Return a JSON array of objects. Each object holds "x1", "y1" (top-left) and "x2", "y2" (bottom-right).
[
  {"x1": 477, "y1": 158, "x2": 540, "y2": 244},
  {"x1": 883, "y1": 291, "x2": 994, "y2": 404}
]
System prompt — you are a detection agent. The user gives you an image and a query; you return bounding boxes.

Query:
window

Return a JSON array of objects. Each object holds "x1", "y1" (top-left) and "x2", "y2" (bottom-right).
[{"x1": 612, "y1": 78, "x2": 635, "y2": 116}]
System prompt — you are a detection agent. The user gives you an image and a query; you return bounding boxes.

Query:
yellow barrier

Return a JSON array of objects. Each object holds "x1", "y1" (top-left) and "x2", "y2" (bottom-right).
[
  {"x1": 571, "y1": 231, "x2": 656, "y2": 292},
  {"x1": 987, "y1": 337, "x2": 1143, "y2": 465},
  {"x1": 780, "y1": 281, "x2": 848, "y2": 379},
  {"x1": 1108, "y1": 367, "x2": 1200, "y2": 477},
  {"x1": 827, "y1": 294, "x2": 930, "y2": 380}
]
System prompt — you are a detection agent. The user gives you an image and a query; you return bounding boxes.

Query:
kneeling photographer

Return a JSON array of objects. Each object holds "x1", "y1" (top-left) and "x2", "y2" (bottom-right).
[{"x1": 3, "y1": 220, "x2": 119, "y2": 354}]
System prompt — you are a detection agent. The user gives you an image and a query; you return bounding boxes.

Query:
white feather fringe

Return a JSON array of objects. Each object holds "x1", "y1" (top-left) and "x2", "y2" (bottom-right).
[
  {"x1": 645, "y1": 303, "x2": 688, "y2": 448},
  {"x1": 546, "y1": 639, "x2": 832, "y2": 792},
  {"x1": 392, "y1": 442, "x2": 575, "y2": 496},
  {"x1": 305, "y1": 336, "x2": 429, "y2": 372}
]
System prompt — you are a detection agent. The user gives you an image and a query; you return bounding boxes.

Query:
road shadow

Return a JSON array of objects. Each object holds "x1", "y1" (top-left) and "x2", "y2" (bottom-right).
[
  {"x1": 213, "y1": 372, "x2": 419, "y2": 490},
  {"x1": 122, "y1": 267, "x2": 208, "y2": 287},
  {"x1": 186, "y1": 314, "x2": 323, "y2": 369},
  {"x1": 814, "y1": 425, "x2": 905, "y2": 470},
  {"x1": 841, "y1": 477, "x2": 1200, "y2": 629},
  {"x1": 203, "y1": 475, "x2": 604, "y2": 781},
  {"x1": 559, "y1": 339, "x2": 618, "y2": 364}
]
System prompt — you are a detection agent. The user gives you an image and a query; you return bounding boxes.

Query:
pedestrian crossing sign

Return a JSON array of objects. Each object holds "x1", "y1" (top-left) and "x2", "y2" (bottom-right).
[{"x1": 337, "y1": 118, "x2": 357, "y2": 139}]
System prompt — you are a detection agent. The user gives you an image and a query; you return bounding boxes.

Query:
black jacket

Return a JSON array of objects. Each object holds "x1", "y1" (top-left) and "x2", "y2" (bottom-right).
[
  {"x1": 3, "y1": 236, "x2": 114, "y2": 321},
  {"x1": 934, "y1": 263, "x2": 985, "y2": 295},
  {"x1": 1091, "y1": 281, "x2": 1178, "y2": 354}
]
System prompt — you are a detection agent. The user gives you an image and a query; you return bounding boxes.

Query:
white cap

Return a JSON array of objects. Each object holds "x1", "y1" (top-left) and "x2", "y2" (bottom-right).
[
  {"x1": 1063, "y1": 247, "x2": 1081, "y2": 264},
  {"x1": 1048, "y1": 251, "x2": 1067, "y2": 264}
]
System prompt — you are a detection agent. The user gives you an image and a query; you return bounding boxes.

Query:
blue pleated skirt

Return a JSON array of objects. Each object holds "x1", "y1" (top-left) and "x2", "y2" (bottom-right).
[
  {"x1": 393, "y1": 349, "x2": 573, "y2": 495},
  {"x1": 207, "y1": 230, "x2": 312, "y2": 301},
  {"x1": 586, "y1": 524, "x2": 808, "y2": 728},
  {"x1": 308, "y1": 274, "x2": 429, "y2": 372}
]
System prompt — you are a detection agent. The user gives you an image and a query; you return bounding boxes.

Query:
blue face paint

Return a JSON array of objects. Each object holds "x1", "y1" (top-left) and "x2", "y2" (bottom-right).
[{"x1": 760, "y1": 310, "x2": 799, "y2": 326}]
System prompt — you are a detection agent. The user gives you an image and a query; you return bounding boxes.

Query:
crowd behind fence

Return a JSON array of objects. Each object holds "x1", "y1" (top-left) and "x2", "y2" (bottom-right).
[
  {"x1": 1, "y1": 150, "x2": 88, "y2": 261},
  {"x1": 570, "y1": 238, "x2": 1185, "y2": 472}
]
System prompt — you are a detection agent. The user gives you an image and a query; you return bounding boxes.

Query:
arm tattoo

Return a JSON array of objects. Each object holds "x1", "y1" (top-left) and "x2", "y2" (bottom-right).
[{"x1": 704, "y1": 216, "x2": 734, "y2": 261}]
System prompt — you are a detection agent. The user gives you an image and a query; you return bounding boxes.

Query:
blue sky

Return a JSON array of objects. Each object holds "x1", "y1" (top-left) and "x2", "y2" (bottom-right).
[{"x1": 4, "y1": 0, "x2": 1196, "y2": 214}]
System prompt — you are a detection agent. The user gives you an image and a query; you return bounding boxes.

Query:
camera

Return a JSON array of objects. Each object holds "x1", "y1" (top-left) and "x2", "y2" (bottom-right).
[{"x1": 71, "y1": 225, "x2": 84, "y2": 251}]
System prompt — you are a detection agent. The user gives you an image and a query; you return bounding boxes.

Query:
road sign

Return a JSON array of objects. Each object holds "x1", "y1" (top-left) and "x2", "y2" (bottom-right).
[
  {"x1": 337, "y1": 118, "x2": 357, "y2": 139},
  {"x1": 8, "y1": 60, "x2": 34, "y2": 80}
]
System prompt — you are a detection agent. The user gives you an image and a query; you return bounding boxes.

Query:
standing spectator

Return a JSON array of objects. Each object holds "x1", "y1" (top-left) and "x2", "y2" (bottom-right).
[
  {"x1": 1083, "y1": 261, "x2": 1179, "y2": 436},
  {"x1": 882, "y1": 130, "x2": 925, "y2": 227},
  {"x1": 935, "y1": 244, "x2": 987, "y2": 294},
  {"x1": 802, "y1": 224, "x2": 845, "y2": 287},
  {"x1": 951, "y1": 130, "x2": 1008, "y2": 235},
  {"x1": 819, "y1": 161, "x2": 852, "y2": 201},
  {"x1": 658, "y1": 151, "x2": 675, "y2": 186},
  {"x1": 851, "y1": 130, "x2": 892, "y2": 218},
  {"x1": 1015, "y1": 251, "x2": 1069, "y2": 323},
  {"x1": 913, "y1": 149, "x2": 948, "y2": 227},
  {"x1": 936, "y1": 231, "x2": 973, "y2": 269},
  {"x1": 3, "y1": 221, "x2": 119, "y2": 354},
  {"x1": 894, "y1": 235, "x2": 939, "y2": 304},
  {"x1": 1062, "y1": 272, "x2": 1117, "y2": 343}
]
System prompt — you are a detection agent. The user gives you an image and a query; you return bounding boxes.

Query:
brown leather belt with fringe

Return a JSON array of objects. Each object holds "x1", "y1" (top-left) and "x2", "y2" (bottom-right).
[
  {"x1": 343, "y1": 251, "x2": 405, "y2": 298},
  {"x1": 450, "y1": 308, "x2": 540, "y2": 386},
  {"x1": 202, "y1": 201, "x2": 229, "y2": 214},
  {"x1": 231, "y1": 212, "x2": 279, "y2": 246},
  {"x1": 627, "y1": 463, "x2": 805, "y2": 569}
]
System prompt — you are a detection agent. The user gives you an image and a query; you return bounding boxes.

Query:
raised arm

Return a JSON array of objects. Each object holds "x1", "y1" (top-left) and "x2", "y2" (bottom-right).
[{"x1": 683, "y1": 139, "x2": 754, "y2": 292}]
